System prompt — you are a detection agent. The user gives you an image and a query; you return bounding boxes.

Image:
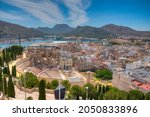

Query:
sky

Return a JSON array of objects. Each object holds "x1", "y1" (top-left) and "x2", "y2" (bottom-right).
[{"x1": 0, "y1": 0, "x2": 150, "y2": 31}]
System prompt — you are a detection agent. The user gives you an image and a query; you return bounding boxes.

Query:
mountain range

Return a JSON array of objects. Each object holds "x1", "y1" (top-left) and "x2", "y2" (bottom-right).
[
  {"x1": 101, "y1": 24, "x2": 150, "y2": 39},
  {"x1": 0, "y1": 20, "x2": 45, "y2": 39},
  {"x1": 0, "y1": 20, "x2": 150, "y2": 40},
  {"x1": 32, "y1": 24, "x2": 74, "y2": 34}
]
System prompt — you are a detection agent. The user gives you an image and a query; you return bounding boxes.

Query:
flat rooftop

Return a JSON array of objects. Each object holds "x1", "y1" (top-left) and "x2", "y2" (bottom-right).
[{"x1": 125, "y1": 68, "x2": 150, "y2": 83}]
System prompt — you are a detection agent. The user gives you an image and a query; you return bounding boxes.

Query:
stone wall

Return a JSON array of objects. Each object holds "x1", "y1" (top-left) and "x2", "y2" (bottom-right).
[
  {"x1": 112, "y1": 72, "x2": 133, "y2": 92},
  {"x1": 15, "y1": 83, "x2": 54, "y2": 94}
]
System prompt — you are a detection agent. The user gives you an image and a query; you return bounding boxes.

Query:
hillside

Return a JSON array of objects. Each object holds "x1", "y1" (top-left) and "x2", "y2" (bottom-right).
[
  {"x1": 33, "y1": 24, "x2": 74, "y2": 35},
  {"x1": 0, "y1": 20, "x2": 45, "y2": 39},
  {"x1": 65, "y1": 26, "x2": 116, "y2": 39},
  {"x1": 34, "y1": 24, "x2": 150, "y2": 39},
  {"x1": 101, "y1": 24, "x2": 150, "y2": 39},
  {"x1": 1, "y1": 20, "x2": 150, "y2": 40}
]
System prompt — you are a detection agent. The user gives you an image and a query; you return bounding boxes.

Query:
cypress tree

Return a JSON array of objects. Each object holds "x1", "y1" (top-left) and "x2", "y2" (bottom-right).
[
  {"x1": 102, "y1": 85, "x2": 106, "y2": 93},
  {"x1": 12, "y1": 66, "x2": 16, "y2": 77},
  {"x1": 14, "y1": 66, "x2": 16, "y2": 77},
  {"x1": 5, "y1": 52, "x2": 10, "y2": 63},
  {"x1": 8, "y1": 75, "x2": 15, "y2": 98},
  {"x1": 10, "y1": 52, "x2": 14, "y2": 60},
  {"x1": 105, "y1": 85, "x2": 110, "y2": 92},
  {"x1": 38, "y1": 80, "x2": 46, "y2": 100},
  {"x1": 6, "y1": 65, "x2": 10, "y2": 75},
  {"x1": 3, "y1": 67, "x2": 7, "y2": 75},
  {"x1": 4, "y1": 77, "x2": 8, "y2": 96},
  {"x1": 11, "y1": 66, "x2": 13, "y2": 76},
  {"x1": 0, "y1": 70, "x2": 2, "y2": 92},
  {"x1": 2, "y1": 49, "x2": 6, "y2": 60},
  {"x1": 14, "y1": 53, "x2": 16, "y2": 60},
  {"x1": 98, "y1": 84, "x2": 102, "y2": 94},
  {"x1": 0, "y1": 56, "x2": 3, "y2": 66}
]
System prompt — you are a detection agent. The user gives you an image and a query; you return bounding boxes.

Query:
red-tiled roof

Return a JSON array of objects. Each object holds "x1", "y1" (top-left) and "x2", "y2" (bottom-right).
[
  {"x1": 132, "y1": 80, "x2": 150, "y2": 91},
  {"x1": 140, "y1": 84, "x2": 150, "y2": 91},
  {"x1": 132, "y1": 80, "x2": 142, "y2": 86}
]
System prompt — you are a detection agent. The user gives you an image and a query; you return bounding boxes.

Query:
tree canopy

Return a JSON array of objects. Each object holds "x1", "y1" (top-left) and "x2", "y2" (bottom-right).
[
  {"x1": 103, "y1": 88, "x2": 128, "y2": 100},
  {"x1": 95, "y1": 68, "x2": 112, "y2": 80},
  {"x1": 50, "y1": 80, "x2": 59, "y2": 90},
  {"x1": 128, "y1": 90, "x2": 144, "y2": 100},
  {"x1": 61, "y1": 80, "x2": 71, "y2": 90},
  {"x1": 21, "y1": 72, "x2": 39, "y2": 89},
  {"x1": 145, "y1": 92, "x2": 150, "y2": 100},
  {"x1": 69, "y1": 85, "x2": 83, "y2": 100}
]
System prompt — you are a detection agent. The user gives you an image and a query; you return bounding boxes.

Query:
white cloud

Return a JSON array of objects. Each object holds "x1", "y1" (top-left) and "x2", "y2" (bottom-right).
[
  {"x1": 1, "y1": 0, "x2": 92, "y2": 26},
  {"x1": 3, "y1": 0, "x2": 65, "y2": 25},
  {"x1": 0, "y1": 11, "x2": 25, "y2": 20},
  {"x1": 61, "y1": 0, "x2": 91, "y2": 26}
]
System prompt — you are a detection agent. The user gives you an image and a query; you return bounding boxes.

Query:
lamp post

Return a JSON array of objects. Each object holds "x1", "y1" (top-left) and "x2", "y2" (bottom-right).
[
  {"x1": 86, "y1": 86, "x2": 88, "y2": 100},
  {"x1": 24, "y1": 69, "x2": 27, "y2": 100}
]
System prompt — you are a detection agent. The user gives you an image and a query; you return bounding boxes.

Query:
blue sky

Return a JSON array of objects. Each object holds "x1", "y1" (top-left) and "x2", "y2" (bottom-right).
[{"x1": 0, "y1": 0, "x2": 150, "y2": 31}]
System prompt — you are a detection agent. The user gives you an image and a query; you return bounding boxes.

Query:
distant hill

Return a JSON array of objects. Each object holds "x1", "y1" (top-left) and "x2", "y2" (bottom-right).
[
  {"x1": 0, "y1": 20, "x2": 45, "y2": 39},
  {"x1": 101, "y1": 24, "x2": 150, "y2": 39},
  {"x1": 1, "y1": 20, "x2": 150, "y2": 40},
  {"x1": 34, "y1": 24, "x2": 150, "y2": 39},
  {"x1": 65, "y1": 26, "x2": 116, "y2": 39},
  {"x1": 33, "y1": 24, "x2": 74, "y2": 34},
  {"x1": 32, "y1": 27, "x2": 51, "y2": 34}
]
